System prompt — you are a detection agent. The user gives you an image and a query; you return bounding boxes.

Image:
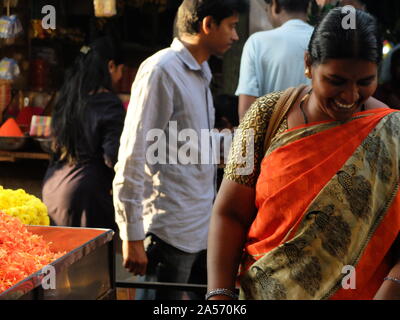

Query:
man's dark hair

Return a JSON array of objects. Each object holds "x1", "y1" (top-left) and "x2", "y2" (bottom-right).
[
  {"x1": 308, "y1": 7, "x2": 382, "y2": 65},
  {"x1": 264, "y1": 0, "x2": 311, "y2": 14},
  {"x1": 176, "y1": 0, "x2": 249, "y2": 35}
]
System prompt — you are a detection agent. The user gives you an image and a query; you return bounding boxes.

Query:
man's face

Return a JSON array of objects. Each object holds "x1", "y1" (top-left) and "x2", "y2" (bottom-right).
[{"x1": 207, "y1": 13, "x2": 240, "y2": 56}]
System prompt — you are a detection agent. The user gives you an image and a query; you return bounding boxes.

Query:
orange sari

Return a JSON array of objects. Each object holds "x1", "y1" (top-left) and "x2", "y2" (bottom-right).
[{"x1": 240, "y1": 108, "x2": 400, "y2": 300}]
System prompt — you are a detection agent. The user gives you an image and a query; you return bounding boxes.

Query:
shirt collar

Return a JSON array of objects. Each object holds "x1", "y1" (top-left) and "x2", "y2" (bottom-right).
[
  {"x1": 171, "y1": 38, "x2": 212, "y2": 83},
  {"x1": 281, "y1": 19, "x2": 309, "y2": 28}
]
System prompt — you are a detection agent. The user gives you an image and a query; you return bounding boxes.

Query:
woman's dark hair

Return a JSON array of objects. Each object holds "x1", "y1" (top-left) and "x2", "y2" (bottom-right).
[
  {"x1": 51, "y1": 37, "x2": 123, "y2": 163},
  {"x1": 176, "y1": 0, "x2": 249, "y2": 35},
  {"x1": 308, "y1": 7, "x2": 383, "y2": 65}
]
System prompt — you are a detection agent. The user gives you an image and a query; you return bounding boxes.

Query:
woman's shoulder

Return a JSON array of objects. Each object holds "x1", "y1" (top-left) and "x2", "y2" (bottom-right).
[
  {"x1": 89, "y1": 91, "x2": 121, "y2": 103},
  {"x1": 88, "y1": 92, "x2": 124, "y2": 111},
  {"x1": 87, "y1": 92, "x2": 125, "y2": 123},
  {"x1": 239, "y1": 91, "x2": 284, "y2": 131},
  {"x1": 366, "y1": 96, "x2": 390, "y2": 110},
  {"x1": 224, "y1": 91, "x2": 284, "y2": 188},
  {"x1": 254, "y1": 91, "x2": 284, "y2": 112}
]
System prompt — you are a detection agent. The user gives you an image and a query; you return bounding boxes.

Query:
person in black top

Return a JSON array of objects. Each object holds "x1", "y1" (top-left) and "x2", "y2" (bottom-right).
[
  {"x1": 375, "y1": 45, "x2": 400, "y2": 109},
  {"x1": 42, "y1": 37, "x2": 125, "y2": 231}
]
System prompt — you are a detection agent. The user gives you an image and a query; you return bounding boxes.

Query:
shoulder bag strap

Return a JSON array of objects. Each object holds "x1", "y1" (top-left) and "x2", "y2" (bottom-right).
[{"x1": 263, "y1": 85, "x2": 308, "y2": 154}]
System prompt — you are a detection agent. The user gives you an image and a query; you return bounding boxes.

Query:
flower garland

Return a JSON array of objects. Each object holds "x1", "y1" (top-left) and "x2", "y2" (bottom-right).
[
  {"x1": 0, "y1": 186, "x2": 50, "y2": 226},
  {"x1": 0, "y1": 211, "x2": 65, "y2": 293}
]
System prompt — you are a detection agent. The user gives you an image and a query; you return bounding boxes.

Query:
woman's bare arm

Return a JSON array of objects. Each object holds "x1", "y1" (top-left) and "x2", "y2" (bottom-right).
[{"x1": 207, "y1": 179, "x2": 257, "y2": 300}]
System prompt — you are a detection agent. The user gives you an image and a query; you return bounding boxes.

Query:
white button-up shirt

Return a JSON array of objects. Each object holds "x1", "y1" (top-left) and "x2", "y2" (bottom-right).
[{"x1": 113, "y1": 38, "x2": 216, "y2": 253}]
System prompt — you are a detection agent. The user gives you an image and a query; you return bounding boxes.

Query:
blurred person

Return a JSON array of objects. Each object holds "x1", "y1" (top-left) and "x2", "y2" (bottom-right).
[
  {"x1": 236, "y1": 0, "x2": 313, "y2": 121},
  {"x1": 113, "y1": 0, "x2": 249, "y2": 300},
  {"x1": 42, "y1": 37, "x2": 125, "y2": 231},
  {"x1": 375, "y1": 44, "x2": 400, "y2": 109}
]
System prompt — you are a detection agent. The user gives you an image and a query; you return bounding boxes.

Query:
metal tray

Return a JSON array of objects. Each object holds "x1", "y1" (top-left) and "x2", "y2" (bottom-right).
[
  {"x1": 0, "y1": 136, "x2": 30, "y2": 151},
  {"x1": 33, "y1": 137, "x2": 52, "y2": 153},
  {"x1": 0, "y1": 226, "x2": 115, "y2": 300}
]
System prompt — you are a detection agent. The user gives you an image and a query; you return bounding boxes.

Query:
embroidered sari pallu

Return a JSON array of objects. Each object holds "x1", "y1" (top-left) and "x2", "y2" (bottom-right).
[{"x1": 240, "y1": 108, "x2": 400, "y2": 300}]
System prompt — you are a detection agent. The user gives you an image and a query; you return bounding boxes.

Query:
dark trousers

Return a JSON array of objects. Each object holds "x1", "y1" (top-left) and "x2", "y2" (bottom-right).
[{"x1": 135, "y1": 233, "x2": 207, "y2": 300}]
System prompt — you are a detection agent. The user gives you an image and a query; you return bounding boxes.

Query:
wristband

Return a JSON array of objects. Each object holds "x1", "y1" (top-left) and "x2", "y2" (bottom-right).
[{"x1": 205, "y1": 288, "x2": 238, "y2": 300}]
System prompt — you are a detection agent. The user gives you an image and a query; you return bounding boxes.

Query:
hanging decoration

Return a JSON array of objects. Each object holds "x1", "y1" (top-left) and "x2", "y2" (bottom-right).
[
  {"x1": 0, "y1": 15, "x2": 23, "y2": 39},
  {"x1": 127, "y1": 0, "x2": 168, "y2": 13},
  {"x1": 0, "y1": 0, "x2": 22, "y2": 39},
  {"x1": 93, "y1": 0, "x2": 117, "y2": 17},
  {"x1": 2, "y1": 0, "x2": 18, "y2": 9}
]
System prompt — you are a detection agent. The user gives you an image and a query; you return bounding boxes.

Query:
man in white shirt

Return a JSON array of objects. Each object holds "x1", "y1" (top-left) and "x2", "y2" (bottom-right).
[
  {"x1": 113, "y1": 0, "x2": 249, "y2": 300},
  {"x1": 236, "y1": 0, "x2": 313, "y2": 120}
]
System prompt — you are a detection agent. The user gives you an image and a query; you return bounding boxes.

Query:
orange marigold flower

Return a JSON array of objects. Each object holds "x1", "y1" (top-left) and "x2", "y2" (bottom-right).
[{"x1": 0, "y1": 211, "x2": 65, "y2": 293}]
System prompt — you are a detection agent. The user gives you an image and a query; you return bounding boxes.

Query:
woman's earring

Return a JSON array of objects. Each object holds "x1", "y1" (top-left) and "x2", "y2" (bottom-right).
[{"x1": 305, "y1": 68, "x2": 311, "y2": 78}]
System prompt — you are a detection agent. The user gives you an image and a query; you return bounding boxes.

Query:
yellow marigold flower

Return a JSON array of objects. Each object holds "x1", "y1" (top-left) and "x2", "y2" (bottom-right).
[{"x1": 0, "y1": 186, "x2": 50, "y2": 226}]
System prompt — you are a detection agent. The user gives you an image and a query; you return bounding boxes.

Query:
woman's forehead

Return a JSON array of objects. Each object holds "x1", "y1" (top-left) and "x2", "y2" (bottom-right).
[{"x1": 315, "y1": 59, "x2": 378, "y2": 78}]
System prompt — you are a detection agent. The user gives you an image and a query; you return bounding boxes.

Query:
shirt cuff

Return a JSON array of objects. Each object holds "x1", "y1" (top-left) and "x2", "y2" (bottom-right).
[
  {"x1": 116, "y1": 221, "x2": 146, "y2": 241},
  {"x1": 235, "y1": 88, "x2": 259, "y2": 97}
]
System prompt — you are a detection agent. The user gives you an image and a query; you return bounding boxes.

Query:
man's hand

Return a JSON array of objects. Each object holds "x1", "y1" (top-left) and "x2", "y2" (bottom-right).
[{"x1": 122, "y1": 240, "x2": 148, "y2": 276}]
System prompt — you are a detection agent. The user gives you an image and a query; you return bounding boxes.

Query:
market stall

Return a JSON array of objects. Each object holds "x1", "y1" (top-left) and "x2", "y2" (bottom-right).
[
  {"x1": 0, "y1": 0, "x2": 184, "y2": 196},
  {"x1": 0, "y1": 187, "x2": 115, "y2": 300}
]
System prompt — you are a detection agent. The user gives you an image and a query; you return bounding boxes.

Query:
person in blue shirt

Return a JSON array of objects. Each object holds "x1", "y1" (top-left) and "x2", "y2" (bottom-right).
[{"x1": 236, "y1": 0, "x2": 313, "y2": 120}]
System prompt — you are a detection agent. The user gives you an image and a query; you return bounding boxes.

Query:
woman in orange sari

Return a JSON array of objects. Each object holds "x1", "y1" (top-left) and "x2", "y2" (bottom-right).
[{"x1": 207, "y1": 8, "x2": 400, "y2": 300}]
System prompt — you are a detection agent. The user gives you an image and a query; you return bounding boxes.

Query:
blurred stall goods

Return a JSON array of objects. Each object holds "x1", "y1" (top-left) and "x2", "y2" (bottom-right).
[
  {"x1": 0, "y1": 58, "x2": 20, "y2": 80},
  {"x1": 0, "y1": 118, "x2": 23, "y2": 137},
  {"x1": 0, "y1": 136, "x2": 29, "y2": 151},
  {"x1": 29, "y1": 115, "x2": 51, "y2": 137},
  {"x1": 2, "y1": 0, "x2": 18, "y2": 9},
  {"x1": 16, "y1": 107, "x2": 44, "y2": 134},
  {"x1": 33, "y1": 137, "x2": 52, "y2": 153},
  {"x1": 2, "y1": 89, "x2": 21, "y2": 119},
  {"x1": 56, "y1": 27, "x2": 85, "y2": 43},
  {"x1": 29, "y1": 19, "x2": 56, "y2": 39},
  {"x1": 29, "y1": 59, "x2": 48, "y2": 92},
  {"x1": 0, "y1": 82, "x2": 11, "y2": 123},
  {"x1": 0, "y1": 15, "x2": 23, "y2": 39},
  {"x1": 128, "y1": 0, "x2": 168, "y2": 12}
]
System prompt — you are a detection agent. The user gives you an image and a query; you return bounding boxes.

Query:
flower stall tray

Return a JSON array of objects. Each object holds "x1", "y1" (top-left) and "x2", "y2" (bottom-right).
[
  {"x1": 0, "y1": 226, "x2": 115, "y2": 300},
  {"x1": 0, "y1": 136, "x2": 30, "y2": 151}
]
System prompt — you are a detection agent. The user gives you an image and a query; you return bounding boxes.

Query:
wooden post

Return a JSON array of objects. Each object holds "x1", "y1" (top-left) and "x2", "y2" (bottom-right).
[{"x1": 6, "y1": 0, "x2": 10, "y2": 16}]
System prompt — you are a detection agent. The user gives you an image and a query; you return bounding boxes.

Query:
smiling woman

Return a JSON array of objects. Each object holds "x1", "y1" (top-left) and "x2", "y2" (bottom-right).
[
  {"x1": 207, "y1": 7, "x2": 400, "y2": 300},
  {"x1": 299, "y1": 59, "x2": 382, "y2": 123},
  {"x1": 300, "y1": 5, "x2": 384, "y2": 123}
]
